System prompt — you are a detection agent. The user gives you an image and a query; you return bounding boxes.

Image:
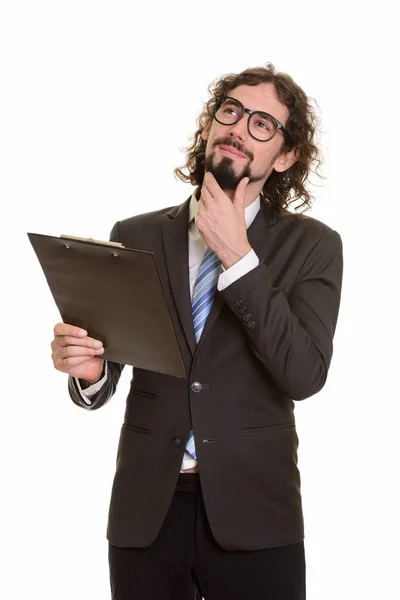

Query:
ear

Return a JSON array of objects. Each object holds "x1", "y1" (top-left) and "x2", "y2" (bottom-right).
[
  {"x1": 272, "y1": 146, "x2": 298, "y2": 173},
  {"x1": 201, "y1": 121, "x2": 212, "y2": 142}
]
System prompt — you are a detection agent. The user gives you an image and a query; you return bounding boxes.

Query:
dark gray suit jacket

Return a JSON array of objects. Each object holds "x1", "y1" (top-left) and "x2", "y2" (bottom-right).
[{"x1": 69, "y1": 194, "x2": 343, "y2": 551}]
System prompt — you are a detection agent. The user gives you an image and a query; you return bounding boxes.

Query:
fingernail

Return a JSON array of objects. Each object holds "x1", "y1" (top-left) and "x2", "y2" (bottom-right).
[
  {"x1": 93, "y1": 340, "x2": 102, "y2": 348},
  {"x1": 78, "y1": 329, "x2": 87, "y2": 337}
]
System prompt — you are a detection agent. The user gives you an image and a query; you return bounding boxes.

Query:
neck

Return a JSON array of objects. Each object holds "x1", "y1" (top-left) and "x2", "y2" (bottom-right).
[{"x1": 195, "y1": 181, "x2": 262, "y2": 208}]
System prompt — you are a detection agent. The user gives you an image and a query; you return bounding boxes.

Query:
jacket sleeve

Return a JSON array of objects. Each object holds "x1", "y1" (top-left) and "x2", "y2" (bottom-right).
[
  {"x1": 218, "y1": 229, "x2": 343, "y2": 400},
  {"x1": 68, "y1": 360, "x2": 125, "y2": 410},
  {"x1": 67, "y1": 221, "x2": 125, "y2": 410}
]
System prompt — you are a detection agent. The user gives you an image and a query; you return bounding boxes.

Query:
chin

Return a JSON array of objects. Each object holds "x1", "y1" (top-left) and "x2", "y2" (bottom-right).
[{"x1": 205, "y1": 154, "x2": 250, "y2": 191}]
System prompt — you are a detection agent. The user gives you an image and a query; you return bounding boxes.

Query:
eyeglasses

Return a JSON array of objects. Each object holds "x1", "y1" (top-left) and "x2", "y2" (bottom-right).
[{"x1": 209, "y1": 96, "x2": 291, "y2": 143}]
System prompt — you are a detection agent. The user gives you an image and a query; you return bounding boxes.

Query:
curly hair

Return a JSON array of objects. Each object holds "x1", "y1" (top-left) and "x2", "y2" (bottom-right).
[{"x1": 174, "y1": 63, "x2": 323, "y2": 214}]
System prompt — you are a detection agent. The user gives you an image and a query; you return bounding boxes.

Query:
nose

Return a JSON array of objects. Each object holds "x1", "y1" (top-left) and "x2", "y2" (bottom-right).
[{"x1": 227, "y1": 113, "x2": 249, "y2": 142}]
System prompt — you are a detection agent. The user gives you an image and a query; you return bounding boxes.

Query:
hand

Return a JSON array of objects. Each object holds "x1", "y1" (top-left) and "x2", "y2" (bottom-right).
[
  {"x1": 195, "y1": 172, "x2": 252, "y2": 269},
  {"x1": 51, "y1": 323, "x2": 105, "y2": 383}
]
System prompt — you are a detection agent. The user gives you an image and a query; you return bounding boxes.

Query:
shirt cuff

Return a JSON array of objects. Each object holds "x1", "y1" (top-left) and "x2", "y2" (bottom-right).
[
  {"x1": 217, "y1": 249, "x2": 259, "y2": 291},
  {"x1": 74, "y1": 362, "x2": 108, "y2": 405}
]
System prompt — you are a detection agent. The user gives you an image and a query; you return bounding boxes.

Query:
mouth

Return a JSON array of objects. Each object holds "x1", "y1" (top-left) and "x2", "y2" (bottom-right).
[{"x1": 218, "y1": 145, "x2": 247, "y2": 159}]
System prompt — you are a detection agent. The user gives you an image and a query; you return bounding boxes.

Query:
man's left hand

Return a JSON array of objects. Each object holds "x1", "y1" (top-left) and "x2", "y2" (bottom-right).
[{"x1": 195, "y1": 172, "x2": 252, "y2": 269}]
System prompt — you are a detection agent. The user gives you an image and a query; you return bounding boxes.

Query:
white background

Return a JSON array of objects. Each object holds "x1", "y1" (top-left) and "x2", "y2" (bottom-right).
[{"x1": 1, "y1": 1, "x2": 399, "y2": 598}]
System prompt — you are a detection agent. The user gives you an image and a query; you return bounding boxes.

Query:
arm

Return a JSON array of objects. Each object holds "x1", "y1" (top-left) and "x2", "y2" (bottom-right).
[{"x1": 218, "y1": 230, "x2": 343, "y2": 400}]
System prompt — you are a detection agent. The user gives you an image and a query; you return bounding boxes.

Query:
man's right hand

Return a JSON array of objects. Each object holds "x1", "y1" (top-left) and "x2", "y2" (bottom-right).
[{"x1": 51, "y1": 322, "x2": 105, "y2": 384}]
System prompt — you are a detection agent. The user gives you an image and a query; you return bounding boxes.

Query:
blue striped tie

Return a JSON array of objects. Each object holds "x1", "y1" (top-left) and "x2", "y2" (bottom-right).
[{"x1": 186, "y1": 247, "x2": 222, "y2": 459}]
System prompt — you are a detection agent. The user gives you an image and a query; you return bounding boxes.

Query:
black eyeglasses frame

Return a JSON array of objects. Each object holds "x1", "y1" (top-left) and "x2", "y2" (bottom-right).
[{"x1": 210, "y1": 95, "x2": 291, "y2": 143}]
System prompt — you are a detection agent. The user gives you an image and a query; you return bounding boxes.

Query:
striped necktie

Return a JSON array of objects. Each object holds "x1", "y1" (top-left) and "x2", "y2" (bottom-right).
[{"x1": 185, "y1": 247, "x2": 222, "y2": 460}]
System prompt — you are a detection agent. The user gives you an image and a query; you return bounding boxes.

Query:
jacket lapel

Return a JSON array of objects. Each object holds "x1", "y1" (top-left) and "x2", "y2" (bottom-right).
[{"x1": 162, "y1": 197, "x2": 197, "y2": 357}]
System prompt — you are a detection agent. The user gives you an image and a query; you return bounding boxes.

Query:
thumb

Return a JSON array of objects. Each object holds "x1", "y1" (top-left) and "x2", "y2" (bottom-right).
[{"x1": 234, "y1": 177, "x2": 249, "y2": 210}]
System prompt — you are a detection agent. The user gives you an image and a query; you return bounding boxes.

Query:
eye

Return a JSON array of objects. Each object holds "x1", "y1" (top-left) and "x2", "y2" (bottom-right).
[
  {"x1": 225, "y1": 108, "x2": 238, "y2": 117},
  {"x1": 255, "y1": 118, "x2": 273, "y2": 132},
  {"x1": 222, "y1": 104, "x2": 240, "y2": 117}
]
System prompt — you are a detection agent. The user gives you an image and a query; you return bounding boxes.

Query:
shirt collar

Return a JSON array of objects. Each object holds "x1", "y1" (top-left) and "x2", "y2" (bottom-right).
[{"x1": 188, "y1": 187, "x2": 261, "y2": 230}]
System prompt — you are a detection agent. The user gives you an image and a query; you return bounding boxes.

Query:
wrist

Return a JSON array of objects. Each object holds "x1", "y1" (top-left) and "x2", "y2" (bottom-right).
[
  {"x1": 221, "y1": 243, "x2": 252, "y2": 269},
  {"x1": 79, "y1": 361, "x2": 105, "y2": 388}
]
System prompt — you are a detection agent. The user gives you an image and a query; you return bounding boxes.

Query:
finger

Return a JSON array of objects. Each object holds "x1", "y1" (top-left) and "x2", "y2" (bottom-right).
[
  {"x1": 233, "y1": 177, "x2": 249, "y2": 210},
  {"x1": 55, "y1": 335, "x2": 103, "y2": 349},
  {"x1": 54, "y1": 322, "x2": 87, "y2": 338},
  {"x1": 55, "y1": 355, "x2": 101, "y2": 371},
  {"x1": 200, "y1": 184, "x2": 213, "y2": 209},
  {"x1": 204, "y1": 172, "x2": 222, "y2": 197},
  {"x1": 55, "y1": 345, "x2": 104, "y2": 360}
]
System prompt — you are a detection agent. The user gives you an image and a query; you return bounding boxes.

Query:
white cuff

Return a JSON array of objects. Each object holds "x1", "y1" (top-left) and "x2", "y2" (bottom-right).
[
  {"x1": 217, "y1": 249, "x2": 259, "y2": 291},
  {"x1": 75, "y1": 362, "x2": 108, "y2": 405}
]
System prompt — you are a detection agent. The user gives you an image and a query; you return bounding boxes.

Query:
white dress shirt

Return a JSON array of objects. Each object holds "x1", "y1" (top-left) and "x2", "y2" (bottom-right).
[{"x1": 76, "y1": 190, "x2": 261, "y2": 471}]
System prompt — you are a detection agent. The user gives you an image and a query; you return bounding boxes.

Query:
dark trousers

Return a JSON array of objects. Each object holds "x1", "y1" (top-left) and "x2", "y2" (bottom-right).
[{"x1": 109, "y1": 473, "x2": 306, "y2": 599}]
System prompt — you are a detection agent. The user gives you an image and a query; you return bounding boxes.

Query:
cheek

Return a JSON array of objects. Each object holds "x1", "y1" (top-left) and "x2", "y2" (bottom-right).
[
  {"x1": 206, "y1": 121, "x2": 224, "y2": 145},
  {"x1": 253, "y1": 148, "x2": 277, "y2": 172}
]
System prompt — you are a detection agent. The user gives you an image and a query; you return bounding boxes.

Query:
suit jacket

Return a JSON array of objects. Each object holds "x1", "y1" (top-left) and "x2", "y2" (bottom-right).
[{"x1": 69, "y1": 194, "x2": 343, "y2": 551}]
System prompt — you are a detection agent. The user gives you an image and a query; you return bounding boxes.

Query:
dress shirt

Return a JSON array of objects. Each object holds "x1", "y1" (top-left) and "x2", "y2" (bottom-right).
[{"x1": 76, "y1": 189, "x2": 261, "y2": 471}]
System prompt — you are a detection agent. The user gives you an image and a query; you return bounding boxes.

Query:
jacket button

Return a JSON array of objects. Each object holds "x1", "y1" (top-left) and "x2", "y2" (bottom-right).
[
  {"x1": 191, "y1": 381, "x2": 203, "y2": 393},
  {"x1": 172, "y1": 437, "x2": 183, "y2": 447},
  {"x1": 243, "y1": 313, "x2": 251, "y2": 322},
  {"x1": 247, "y1": 320, "x2": 256, "y2": 329},
  {"x1": 239, "y1": 306, "x2": 247, "y2": 314},
  {"x1": 233, "y1": 299, "x2": 243, "y2": 308}
]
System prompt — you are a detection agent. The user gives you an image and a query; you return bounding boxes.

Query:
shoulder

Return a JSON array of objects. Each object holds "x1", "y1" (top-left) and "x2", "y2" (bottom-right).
[
  {"x1": 119, "y1": 204, "x2": 180, "y2": 230},
  {"x1": 277, "y1": 207, "x2": 341, "y2": 245},
  {"x1": 109, "y1": 197, "x2": 190, "y2": 245},
  {"x1": 263, "y1": 206, "x2": 343, "y2": 268}
]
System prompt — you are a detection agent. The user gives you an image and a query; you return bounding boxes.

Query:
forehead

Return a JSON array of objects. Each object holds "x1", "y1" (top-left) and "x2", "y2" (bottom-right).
[{"x1": 228, "y1": 82, "x2": 289, "y2": 124}]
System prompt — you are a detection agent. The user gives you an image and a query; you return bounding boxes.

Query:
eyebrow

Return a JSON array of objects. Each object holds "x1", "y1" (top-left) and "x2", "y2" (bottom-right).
[{"x1": 228, "y1": 96, "x2": 278, "y2": 117}]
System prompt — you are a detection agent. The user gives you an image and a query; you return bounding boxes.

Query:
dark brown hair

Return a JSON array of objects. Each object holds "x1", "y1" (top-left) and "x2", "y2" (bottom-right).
[{"x1": 174, "y1": 62, "x2": 323, "y2": 214}]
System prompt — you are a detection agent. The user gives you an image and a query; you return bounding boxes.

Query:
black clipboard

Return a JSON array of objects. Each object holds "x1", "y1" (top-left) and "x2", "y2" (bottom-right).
[{"x1": 28, "y1": 232, "x2": 187, "y2": 379}]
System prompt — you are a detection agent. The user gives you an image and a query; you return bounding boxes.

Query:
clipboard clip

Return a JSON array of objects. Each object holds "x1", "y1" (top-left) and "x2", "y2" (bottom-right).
[{"x1": 60, "y1": 234, "x2": 125, "y2": 249}]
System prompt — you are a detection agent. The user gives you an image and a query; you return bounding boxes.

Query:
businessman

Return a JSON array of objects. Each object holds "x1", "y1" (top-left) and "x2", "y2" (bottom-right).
[{"x1": 51, "y1": 63, "x2": 343, "y2": 599}]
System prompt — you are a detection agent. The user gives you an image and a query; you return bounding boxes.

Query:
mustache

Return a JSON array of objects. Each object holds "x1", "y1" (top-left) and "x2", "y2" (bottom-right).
[{"x1": 213, "y1": 137, "x2": 253, "y2": 161}]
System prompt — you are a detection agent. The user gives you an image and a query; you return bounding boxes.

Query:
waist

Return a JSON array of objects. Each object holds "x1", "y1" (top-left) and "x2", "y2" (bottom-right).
[{"x1": 175, "y1": 472, "x2": 201, "y2": 493}]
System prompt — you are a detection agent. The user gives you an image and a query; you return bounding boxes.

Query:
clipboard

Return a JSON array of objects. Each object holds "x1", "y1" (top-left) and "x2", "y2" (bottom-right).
[{"x1": 28, "y1": 232, "x2": 187, "y2": 379}]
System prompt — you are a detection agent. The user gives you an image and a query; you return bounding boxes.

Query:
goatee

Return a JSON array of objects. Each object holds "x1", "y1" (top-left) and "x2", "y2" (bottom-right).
[{"x1": 204, "y1": 154, "x2": 252, "y2": 191}]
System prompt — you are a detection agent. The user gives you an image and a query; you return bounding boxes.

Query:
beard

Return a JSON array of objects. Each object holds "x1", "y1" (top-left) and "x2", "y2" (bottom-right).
[
  {"x1": 204, "y1": 154, "x2": 251, "y2": 191},
  {"x1": 204, "y1": 147, "x2": 268, "y2": 192}
]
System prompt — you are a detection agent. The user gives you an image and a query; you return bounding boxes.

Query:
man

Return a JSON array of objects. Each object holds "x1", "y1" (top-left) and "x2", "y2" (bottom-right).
[{"x1": 51, "y1": 63, "x2": 343, "y2": 599}]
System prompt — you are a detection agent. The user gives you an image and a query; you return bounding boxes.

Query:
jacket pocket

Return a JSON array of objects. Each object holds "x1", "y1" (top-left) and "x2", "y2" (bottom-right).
[
  {"x1": 242, "y1": 422, "x2": 295, "y2": 436},
  {"x1": 132, "y1": 388, "x2": 158, "y2": 399},
  {"x1": 122, "y1": 422, "x2": 152, "y2": 435}
]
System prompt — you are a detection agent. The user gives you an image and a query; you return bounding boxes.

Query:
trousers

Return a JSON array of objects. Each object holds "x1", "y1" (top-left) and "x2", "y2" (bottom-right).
[{"x1": 109, "y1": 473, "x2": 306, "y2": 599}]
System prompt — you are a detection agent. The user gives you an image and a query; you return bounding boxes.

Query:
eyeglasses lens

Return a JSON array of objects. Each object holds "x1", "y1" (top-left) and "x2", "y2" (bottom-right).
[{"x1": 215, "y1": 98, "x2": 277, "y2": 142}]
